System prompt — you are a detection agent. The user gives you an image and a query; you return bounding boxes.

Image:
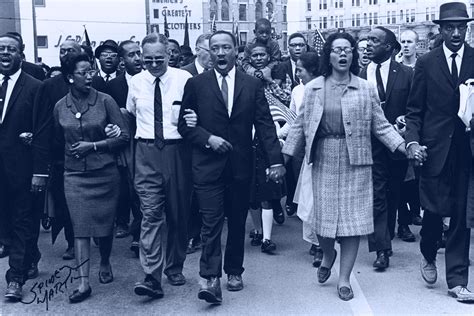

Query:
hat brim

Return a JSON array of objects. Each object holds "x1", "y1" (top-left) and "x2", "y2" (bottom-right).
[{"x1": 433, "y1": 17, "x2": 474, "y2": 24}]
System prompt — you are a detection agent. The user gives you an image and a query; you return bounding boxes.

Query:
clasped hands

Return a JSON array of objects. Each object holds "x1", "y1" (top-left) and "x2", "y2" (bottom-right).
[{"x1": 406, "y1": 143, "x2": 428, "y2": 167}]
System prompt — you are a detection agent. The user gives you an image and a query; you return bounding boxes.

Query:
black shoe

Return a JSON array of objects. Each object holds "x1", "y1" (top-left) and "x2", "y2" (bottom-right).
[
  {"x1": 27, "y1": 263, "x2": 39, "y2": 280},
  {"x1": 5, "y1": 281, "x2": 22, "y2": 301},
  {"x1": 249, "y1": 229, "x2": 257, "y2": 239},
  {"x1": 198, "y1": 277, "x2": 222, "y2": 304},
  {"x1": 250, "y1": 232, "x2": 263, "y2": 246},
  {"x1": 115, "y1": 225, "x2": 129, "y2": 239},
  {"x1": 318, "y1": 250, "x2": 337, "y2": 283},
  {"x1": 397, "y1": 225, "x2": 416, "y2": 242},
  {"x1": 167, "y1": 273, "x2": 186, "y2": 286},
  {"x1": 312, "y1": 246, "x2": 323, "y2": 268},
  {"x1": 273, "y1": 206, "x2": 285, "y2": 225},
  {"x1": 412, "y1": 215, "x2": 423, "y2": 226},
  {"x1": 286, "y1": 203, "x2": 297, "y2": 216},
  {"x1": 261, "y1": 239, "x2": 276, "y2": 253},
  {"x1": 373, "y1": 250, "x2": 389, "y2": 270},
  {"x1": 227, "y1": 274, "x2": 243, "y2": 291},
  {"x1": 69, "y1": 287, "x2": 92, "y2": 303},
  {"x1": 130, "y1": 241, "x2": 139, "y2": 258},
  {"x1": 41, "y1": 217, "x2": 51, "y2": 231},
  {"x1": 63, "y1": 247, "x2": 75, "y2": 260},
  {"x1": 98, "y1": 265, "x2": 113, "y2": 284},
  {"x1": 134, "y1": 275, "x2": 164, "y2": 298},
  {"x1": 0, "y1": 244, "x2": 9, "y2": 259}
]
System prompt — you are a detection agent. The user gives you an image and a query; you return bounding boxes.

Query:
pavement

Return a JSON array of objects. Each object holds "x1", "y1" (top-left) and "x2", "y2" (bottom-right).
[{"x1": 1, "y1": 215, "x2": 474, "y2": 315}]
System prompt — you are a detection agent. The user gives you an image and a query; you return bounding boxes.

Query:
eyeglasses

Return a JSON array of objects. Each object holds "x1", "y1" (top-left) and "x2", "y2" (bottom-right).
[
  {"x1": 289, "y1": 43, "x2": 306, "y2": 48},
  {"x1": 143, "y1": 58, "x2": 166, "y2": 66},
  {"x1": 443, "y1": 24, "x2": 468, "y2": 32},
  {"x1": 100, "y1": 52, "x2": 118, "y2": 58},
  {"x1": 74, "y1": 70, "x2": 98, "y2": 77},
  {"x1": 357, "y1": 47, "x2": 368, "y2": 53},
  {"x1": 331, "y1": 47, "x2": 353, "y2": 54},
  {"x1": 0, "y1": 46, "x2": 19, "y2": 54}
]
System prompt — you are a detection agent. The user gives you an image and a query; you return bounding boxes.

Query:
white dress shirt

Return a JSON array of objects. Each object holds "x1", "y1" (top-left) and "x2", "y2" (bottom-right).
[
  {"x1": 125, "y1": 71, "x2": 133, "y2": 85},
  {"x1": 99, "y1": 69, "x2": 117, "y2": 81},
  {"x1": 126, "y1": 67, "x2": 192, "y2": 139},
  {"x1": 443, "y1": 43, "x2": 464, "y2": 75},
  {"x1": 214, "y1": 67, "x2": 236, "y2": 116},
  {"x1": 0, "y1": 68, "x2": 21, "y2": 122},
  {"x1": 367, "y1": 58, "x2": 391, "y2": 93},
  {"x1": 195, "y1": 59, "x2": 205, "y2": 75}
]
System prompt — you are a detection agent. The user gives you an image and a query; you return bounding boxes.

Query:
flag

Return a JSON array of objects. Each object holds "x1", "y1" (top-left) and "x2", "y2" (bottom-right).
[
  {"x1": 83, "y1": 25, "x2": 91, "y2": 46},
  {"x1": 264, "y1": 90, "x2": 297, "y2": 124},
  {"x1": 235, "y1": 22, "x2": 240, "y2": 46},
  {"x1": 313, "y1": 29, "x2": 325, "y2": 55},
  {"x1": 211, "y1": 13, "x2": 217, "y2": 33},
  {"x1": 82, "y1": 25, "x2": 98, "y2": 70},
  {"x1": 164, "y1": 13, "x2": 170, "y2": 38},
  {"x1": 183, "y1": 13, "x2": 190, "y2": 47}
]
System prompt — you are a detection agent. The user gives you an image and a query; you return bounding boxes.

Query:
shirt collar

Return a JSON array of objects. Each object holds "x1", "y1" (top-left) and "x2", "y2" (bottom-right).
[
  {"x1": 66, "y1": 88, "x2": 98, "y2": 108},
  {"x1": 125, "y1": 71, "x2": 133, "y2": 84},
  {"x1": 195, "y1": 59, "x2": 205, "y2": 74},
  {"x1": 369, "y1": 57, "x2": 391, "y2": 68},
  {"x1": 144, "y1": 68, "x2": 171, "y2": 86},
  {"x1": 214, "y1": 66, "x2": 236, "y2": 80},
  {"x1": 99, "y1": 69, "x2": 116, "y2": 79},
  {"x1": 0, "y1": 68, "x2": 21, "y2": 81},
  {"x1": 443, "y1": 43, "x2": 464, "y2": 60}
]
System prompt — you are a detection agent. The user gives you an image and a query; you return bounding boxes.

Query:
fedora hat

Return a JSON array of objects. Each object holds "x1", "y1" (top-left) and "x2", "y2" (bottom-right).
[
  {"x1": 433, "y1": 2, "x2": 474, "y2": 24},
  {"x1": 94, "y1": 39, "x2": 118, "y2": 59}
]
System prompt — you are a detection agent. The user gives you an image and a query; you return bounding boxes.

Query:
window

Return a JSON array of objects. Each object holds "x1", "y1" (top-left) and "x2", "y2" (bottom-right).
[
  {"x1": 431, "y1": 7, "x2": 436, "y2": 21},
  {"x1": 339, "y1": 0, "x2": 343, "y2": 8},
  {"x1": 387, "y1": 11, "x2": 390, "y2": 24},
  {"x1": 323, "y1": 16, "x2": 327, "y2": 29},
  {"x1": 339, "y1": 15, "x2": 344, "y2": 27},
  {"x1": 37, "y1": 36, "x2": 48, "y2": 48},
  {"x1": 319, "y1": 17, "x2": 323, "y2": 29},
  {"x1": 369, "y1": 12, "x2": 373, "y2": 25},
  {"x1": 400, "y1": 10, "x2": 403, "y2": 22},
  {"x1": 352, "y1": 14, "x2": 355, "y2": 27},
  {"x1": 364, "y1": 13, "x2": 367, "y2": 25},
  {"x1": 282, "y1": 32, "x2": 288, "y2": 51},
  {"x1": 330, "y1": 15, "x2": 334, "y2": 28},
  {"x1": 255, "y1": 0, "x2": 263, "y2": 20},
  {"x1": 34, "y1": 0, "x2": 45, "y2": 6},
  {"x1": 374, "y1": 12, "x2": 378, "y2": 24},
  {"x1": 335, "y1": 16, "x2": 339, "y2": 28},
  {"x1": 210, "y1": 0, "x2": 217, "y2": 20},
  {"x1": 356, "y1": 14, "x2": 361, "y2": 26},
  {"x1": 153, "y1": 9, "x2": 159, "y2": 19},
  {"x1": 426, "y1": 7, "x2": 429, "y2": 21},
  {"x1": 392, "y1": 10, "x2": 396, "y2": 23},
  {"x1": 322, "y1": 0, "x2": 327, "y2": 10},
  {"x1": 307, "y1": 0, "x2": 311, "y2": 11},
  {"x1": 352, "y1": 0, "x2": 360, "y2": 6},
  {"x1": 239, "y1": 4, "x2": 247, "y2": 21},
  {"x1": 406, "y1": 9, "x2": 409, "y2": 23},
  {"x1": 221, "y1": 0, "x2": 229, "y2": 21},
  {"x1": 307, "y1": 17, "x2": 312, "y2": 30},
  {"x1": 283, "y1": 6, "x2": 287, "y2": 22},
  {"x1": 410, "y1": 9, "x2": 415, "y2": 23},
  {"x1": 240, "y1": 32, "x2": 247, "y2": 45}
]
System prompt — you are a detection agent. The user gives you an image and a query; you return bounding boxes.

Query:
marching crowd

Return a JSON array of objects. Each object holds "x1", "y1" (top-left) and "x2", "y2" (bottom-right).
[{"x1": 1, "y1": 0, "x2": 474, "y2": 306}]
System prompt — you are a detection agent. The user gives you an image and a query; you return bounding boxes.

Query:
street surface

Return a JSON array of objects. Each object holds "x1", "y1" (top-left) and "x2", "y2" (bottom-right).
[{"x1": 1, "y1": 215, "x2": 474, "y2": 315}]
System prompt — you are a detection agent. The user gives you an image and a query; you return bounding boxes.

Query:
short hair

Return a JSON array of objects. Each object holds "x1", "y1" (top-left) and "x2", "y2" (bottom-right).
[
  {"x1": 255, "y1": 18, "x2": 271, "y2": 30},
  {"x1": 5, "y1": 31, "x2": 24, "y2": 51},
  {"x1": 357, "y1": 37, "x2": 367, "y2": 45},
  {"x1": 118, "y1": 40, "x2": 136, "y2": 57},
  {"x1": 209, "y1": 30, "x2": 237, "y2": 47},
  {"x1": 61, "y1": 52, "x2": 91, "y2": 82},
  {"x1": 319, "y1": 32, "x2": 359, "y2": 77},
  {"x1": 288, "y1": 32, "x2": 306, "y2": 44},
  {"x1": 374, "y1": 26, "x2": 398, "y2": 52},
  {"x1": 195, "y1": 33, "x2": 212, "y2": 46},
  {"x1": 237, "y1": 45, "x2": 245, "y2": 53},
  {"x1": 248, "y1": 41, "x2": 268, "y2": 52},
  {"x1": 141, "y1": 33, "x2": 168, "y2": 48},
  {"x1": 298, "y1": 52, "x2": 320, "y2": 77},
  {"x1": 0, "y1": 33, "x2": 23, "y2": 51},
  {"x1": 168, "y1": 39, "x2": 181, "y2": 51},
  {"x1": 401, "y1": 29, "x2": 419, "y2": 42}
]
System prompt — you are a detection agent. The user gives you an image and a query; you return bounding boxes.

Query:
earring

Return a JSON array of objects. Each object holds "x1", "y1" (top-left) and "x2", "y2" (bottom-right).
[{"x1": 69, "y1": 78, "x2": 74, "y2": 83}]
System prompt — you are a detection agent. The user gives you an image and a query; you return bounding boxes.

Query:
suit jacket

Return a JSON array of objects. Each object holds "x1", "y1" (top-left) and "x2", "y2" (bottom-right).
[
  {"x1": 105, "y1": 73, "x2": 128, "y2": 108},
  {"x1": 0, "y1": 72, "x2": 43, "y2": 179},
  {"x1": 405, "y1": 45, "x2": 474, "y2": 177},
  {"x1": 22, "y1": 61, "x2": 45, "y2": 81},
  {"x1": 178, "y1": 69, "x2": 283, "y2": 184},
  {"x1": 92, "y1": 75, "x2": 108, "y2": 93},
  {"x1": 181, "y1": 62, "x2": 199, "y2": 77},
  {"x1": 282, "y1": 75, "x2": 404, "y2": 165},
  {"x1": 274, "y1": 59, "x2": 298, "y2": 90}
]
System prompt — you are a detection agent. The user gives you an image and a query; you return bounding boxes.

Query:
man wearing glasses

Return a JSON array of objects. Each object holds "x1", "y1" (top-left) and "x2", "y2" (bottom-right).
[
  {"x1": 126, "y1": 33, "x2": 193, "y2": 299},
  {"x1": 94, "y1": 39, "x2": 120, "y2": 91},
  {"x1": 275, "y1": 32, "x2": 308, "y2": 90}
]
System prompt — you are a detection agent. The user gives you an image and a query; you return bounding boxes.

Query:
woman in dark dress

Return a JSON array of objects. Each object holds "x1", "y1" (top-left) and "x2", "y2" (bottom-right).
[{"x1": 54, "y1": 53, "x2": 129, "y2": 303}]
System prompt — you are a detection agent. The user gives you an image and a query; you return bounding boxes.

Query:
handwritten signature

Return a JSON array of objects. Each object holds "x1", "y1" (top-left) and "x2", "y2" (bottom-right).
[{"x1": 20, "y1": 259, "x2": 89, "y2": 311}]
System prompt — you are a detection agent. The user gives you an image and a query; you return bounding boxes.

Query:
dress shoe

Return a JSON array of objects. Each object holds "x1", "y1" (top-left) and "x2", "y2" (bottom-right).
[
  {"x1": 115, "y1": 225, "x2": 129, "y2": 238},
  {"x1": 412, "y1": 215, "x2": 423, "y2": 226},
  {"x1": 5, "y1": 281, "x2": 22, "y2": 301},
  {"x1": 250, "y1": 232, "x2": 263, "y2": 246},
  {"x1": 420, "y1": 258, "x2": 437, "y2": 284},
  {"x1": 373, "y1": 251, "x2": 389, "y2": 270},
  {"x1": 286, "y1": 203, "x2": 297, "y2": 216},
  {"x1": 227, "y1": 274, "x2": 243, "y2": 291},
  {"x1": 167, "y1": 273, "x2": 186, "y2": 286},
  {"x1": 99, "y1": 265, "x2": 114, "y2": 284},
  {"x1": 318, "y1": 250, "x2": 337, "y2": 283},
  {"x1": 0, "y1": 244, "x2": 9, "y2": 258},
  {"x1": 41, "y1": 217, "x2": 51, "y2": 231},
  {"x1": 448, "y1": 286, "x2": 474, "y2": 302},
  {"x1": 27, "y1": 263, "x2": 39, "y2": 280},
  {"x1": 397, "y1": 225, "x2": 416, "y2": 242},
  {"x1": 312, "y1": 246, "x2": 323, "y2": 268},
  {"x1": 134, "y1": 274, "x2": 164, "y2": 298},
  {"x1": 130, "y1": 241, "x2": 139, "y2": 258},
  {"x1": 273, "y1": 205, "x2": 285, "y2": 225},
  {"x1": 261, "y1": 239, "x2": 276, "y2": 253},
  {"x1": 63, "y1": 247, "x2": 75, "y2": 260},
  {"x1": 198, "y1": 277, "x2": 222, "y2": 304},
  {"x1": 68, "y1": 286, "x2": 92, "y2": 303},
  {"x1": 337, "y1": 285, "x2": 354, "y2": 301}
]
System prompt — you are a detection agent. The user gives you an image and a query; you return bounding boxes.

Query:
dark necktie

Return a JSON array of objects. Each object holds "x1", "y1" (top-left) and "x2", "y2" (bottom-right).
[
  {"x1": 154, "y1": 78, "x2": 164, "y2": 149},
  {"x1": 0, "y1": 75, "x2": 9, "y2": 123},
  {"x1": 451, "y1": 53, "x2": 458, "y2": 85},
  {"x1": 221, "y1": 74, "x2": 229, "y2": 114},
  {"x1": 375, "y1": 63, "x2": 386, "y2": 103},
  {"x1": 105, "y1": 74, "x2": 111, "y2": 82}
]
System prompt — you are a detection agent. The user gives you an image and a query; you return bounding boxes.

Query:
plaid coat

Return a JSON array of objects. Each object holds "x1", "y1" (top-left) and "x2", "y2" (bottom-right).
[{"x1": 282, "y1": 75, "x2": 404, "y2": 164}]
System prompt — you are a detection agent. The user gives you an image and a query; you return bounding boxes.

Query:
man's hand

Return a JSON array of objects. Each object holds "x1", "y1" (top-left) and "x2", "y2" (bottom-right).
[
  {"x1": 105, "y1": 124, "x2": 121, "y2": 138},
  {"x1": 183, "y1": 109, "x2": 198, "y2": 127},
  {"x1": 407, "y1": 143, "x2": 428, "y2": 166},
  {"x1": 31, "y1": 176, "x2": 47, "y2": 193},
  {"x1": 207, "y1": 135, "x2": 233, "y2": 153},
  {"x1": 19, "y1": 132, "x2": 33, "y2": 146},
  {"x1": 266, "y1": 165, "x2": 286, "y2": 183},
  {"x1": 70, "y1": 141, "x2": 94, "y2": 158}
]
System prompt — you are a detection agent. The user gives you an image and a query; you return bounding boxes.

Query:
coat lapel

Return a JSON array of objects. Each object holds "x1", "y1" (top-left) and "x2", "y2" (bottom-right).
[
  {"x1": 385, "y1": 61, "x2": 398, "y2": 103},
  {"x1": 3, "y1": 72, "x2": 25, "y2": 121},
  {"x1": 436, "y1": 48, "x2": 455, "y2": 88}
]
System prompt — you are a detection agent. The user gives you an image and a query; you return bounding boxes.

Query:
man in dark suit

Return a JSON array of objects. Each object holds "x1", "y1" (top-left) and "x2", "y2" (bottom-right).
[
  {"x1": 5, "y1": 32, "x2": 45, "y2": 81},
  {"x1": 178, "y1": 30, "x2": 285, "y2": 304},
  {"x1": 405, "y1": 2, "x2": 474, "y2": 302},
  {"x1": 0, "y1": 34, "x2": 46, "y2": 301},
  {"x1": 361, "y1": 26, "x2": 413, "y2": 271},
  {"x1": 93, "y1": 39, "x2": 120, "y2": 92},
  {"x1": 105, "y1": 40, "x2": 142, "y2": 255}
]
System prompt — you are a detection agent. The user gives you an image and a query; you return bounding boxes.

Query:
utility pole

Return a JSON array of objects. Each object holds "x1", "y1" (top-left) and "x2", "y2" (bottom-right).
[
  {"x1": 31, "y1": 0, "x2": 38, "y2": 62},
  {"x1": 145, "y1": 0, "x2": 150, "y2": 34}
]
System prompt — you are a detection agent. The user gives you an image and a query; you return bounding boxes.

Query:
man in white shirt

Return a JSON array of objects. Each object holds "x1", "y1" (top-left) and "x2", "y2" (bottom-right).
[{"x1": 127, "y1": 33, "x2": 193, "y2": 299}]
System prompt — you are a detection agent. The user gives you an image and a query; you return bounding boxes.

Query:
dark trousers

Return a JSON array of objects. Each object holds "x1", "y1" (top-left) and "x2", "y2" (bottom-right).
[
  {"x1": 187, "y1": 192, "x2": 202, "y2": 243},
  {"x1": 368, "y1": 147, "x2": 408, "y2": 252},
  {"x1": 24, "y1": 193, "x2": 43, "y2": 268},
  {"x1": 399, "y1": 178, "x2": 421, "y2": 219},
  {"x1": 116, "y1": 165, "x2": 141, "y2": 241},
  {"x1": 134, "y1": 141, "x2": 191, "y2": 279},
  {"x1": 0, "y1": 154, "x2": 33, "y2": 285},
  {"x1": 195, "y1": 164, "x2": 250, "y2": 278}
]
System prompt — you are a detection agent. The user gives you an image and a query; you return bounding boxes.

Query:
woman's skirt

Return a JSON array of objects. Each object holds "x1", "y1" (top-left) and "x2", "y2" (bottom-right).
[
  {"x1": 64, "y1": 164, "x2": 120, "y2": 238},
  {"x1": 306, "y1": 137, "x2": 374, "y2": 239}
]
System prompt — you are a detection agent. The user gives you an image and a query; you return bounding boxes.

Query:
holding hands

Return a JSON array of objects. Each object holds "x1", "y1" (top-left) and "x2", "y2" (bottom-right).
[{"x1": 407, "y1": 143, "x2": 428, "y2": 167}]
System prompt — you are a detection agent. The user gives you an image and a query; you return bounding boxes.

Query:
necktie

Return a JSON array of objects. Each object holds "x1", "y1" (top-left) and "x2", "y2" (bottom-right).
[
  {"x1": 0, "y1": 76, "x2": 9, "y2": 123},
  {"x1": 154, "y1": 78, "x2": 164, "y2": 149},
  {"x1": 221, "y1": 74, "x2": 229, "y2": 114},
  {"x1": 375, "y1": 64, "x2": 386, "y2": 103},
  {"x1": 451, "y1": 53, "x2": 458, "y2": 85},
  {"x1": 105, "y1": 74, "x2": 111, "y2": 82}
]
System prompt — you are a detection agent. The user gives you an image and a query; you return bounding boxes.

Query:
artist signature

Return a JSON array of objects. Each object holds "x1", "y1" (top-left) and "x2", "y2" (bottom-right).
[{"x1": 20, "y1": 259, "x2": 89, "y2": 311}]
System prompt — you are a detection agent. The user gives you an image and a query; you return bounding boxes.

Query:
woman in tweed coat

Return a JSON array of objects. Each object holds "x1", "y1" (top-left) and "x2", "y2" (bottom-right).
[{"x1": 282, "y1": 32, "x2": 406, "y2": 301}]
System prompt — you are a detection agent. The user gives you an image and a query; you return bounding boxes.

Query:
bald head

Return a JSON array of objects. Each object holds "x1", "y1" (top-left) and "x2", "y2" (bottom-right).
[
  {"x1": 59, "y1": 40, "x2": 82, "y2": 64},
  {"x1": 400, "y1": 30, "x2": 418, "y2": 58}
]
